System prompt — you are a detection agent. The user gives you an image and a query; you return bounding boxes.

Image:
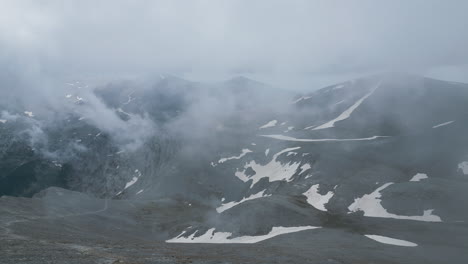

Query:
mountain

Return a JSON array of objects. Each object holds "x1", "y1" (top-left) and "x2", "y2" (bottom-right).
[{"x1": 1, "y1": 73, "x2": 467, "y2": 263}]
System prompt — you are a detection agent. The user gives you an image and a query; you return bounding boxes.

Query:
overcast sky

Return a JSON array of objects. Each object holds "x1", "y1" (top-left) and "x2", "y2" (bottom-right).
[{"x1": 1, "y1": 0, "x2": 468, "y2": 89}]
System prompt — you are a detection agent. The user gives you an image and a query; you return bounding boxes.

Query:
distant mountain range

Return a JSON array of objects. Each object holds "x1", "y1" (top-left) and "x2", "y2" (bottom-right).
[{"x1": 1, "y1": 73, "x2": 467, "y2": 263}]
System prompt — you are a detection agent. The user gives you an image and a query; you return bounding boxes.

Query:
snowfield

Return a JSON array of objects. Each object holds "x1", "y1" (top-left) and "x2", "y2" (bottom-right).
[
  {"x1": 260, "y1": 135, "x2": 389, "y2": 142},
  {"x1": 458, "y1": 161, "x2": 468, "y2": 175},
  {"x1": 432, "y1": 121, "x2": 454, "y2": 128},
  {"x1": 348, "y1": 183, "x2": 441, "y2": 222},
  {"x1": 218, "y1": 149, "x2": 252, "y2": 164},
  {"x1": 303, "y1": 184, "x2": 334, "y2": 211},
  {"x1": 216, "y1": 190, "x2": 271, "y2": 213},
  {"x1": 259, "y1": 120, "x2": 277, "y2": 129},
  {"x1": 365, "y1": 235, "x2": 418, "y2": 247},
  {"x1": 167, "y1": 226, "x2": 321, "y2": 244},
  {"x1": 410, "y1": 173, "x2": 428, "y2": 182},
  {"x1": 312, "y1": 82, "x2": 380, "y2": 130},
  {"x1": 235, "y1": 147, "x2": 301, "y2": 187}
]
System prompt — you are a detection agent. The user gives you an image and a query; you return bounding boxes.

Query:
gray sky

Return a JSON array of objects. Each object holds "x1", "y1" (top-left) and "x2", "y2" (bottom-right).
[{"x1": 1, "y1": 0, "x2": 468, "y2": 89}]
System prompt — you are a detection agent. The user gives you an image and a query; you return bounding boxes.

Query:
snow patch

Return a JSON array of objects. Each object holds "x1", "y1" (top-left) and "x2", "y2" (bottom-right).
[
  {"x1": 299, "y1": 163, "x2": 311, "y2": 174},
  {"x1": 432, "y1": 120, "x2": 454, "y2": 128},
  {"x1": 284, "y1": 126, "x2": 294, "y2": 133},
  {"x1": 24, "y1": 111, "x2": 34, "y2": 117},
  {"x1": 235, "y1": 147, "x2": 301, "y2": 187},
  {"x1": 0, "y1": 119, "x2": 6, "y2": 124},
  {"x1": 313, "y1": 82, "x2": 380, "y2": 130},
  {"x1": 265, "y1": 149, "x2": 270, "y2": 156},
  {"x1": 303, "y1": 184, "x2": 333, "y2": 211},
  {"x1": 123, "y1": 170, "x2": 142, "y2": 190},
  {"x1": 410, "y1": 173, "x2": 428, "y2": 182},
  {"x1": 259, "y1": 120, "x2": 277, "y2": 129},
  {"x1": 117, "y1": 108, "x2": 131, "y2": 116},
  {"x1": 124, "y1": 177, "x2": 138, "y2": 189},
  {"x1": 458, "y1": 161, "x2": 468, "y2": 175},
  {"x1": 365, "y1": 235, "x2": 417, "y2": 247},
  {"x1": 218, "y1": 149, "x2": 252, "y2": 164},
  {"x1": 333, "y1": 84, "x2": 345, "y2": 90},
  {"x1": 216, "y1": 190, "x2": 271, "y2": 213},
  {"x1": 136, "y1": 189, "x2": 144, "y2": 195},
  {"x1": 260, "y1": 135, "x2": 389, "y2": 142},
  {"x1": 292, "y1": 96, "x2": 312, "y2": 104},
  {"x1": 167, "y1": 226, "x2": 320, "y2": 244},
  {"x1": 348, "y1": 183, "x2": 441, "y2": 222}
]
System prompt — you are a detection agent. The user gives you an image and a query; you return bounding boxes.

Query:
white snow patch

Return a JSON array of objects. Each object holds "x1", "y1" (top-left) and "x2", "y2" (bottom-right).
[
  {"x1": 167, "y1": 226, "x2": 320, "y2": 244},
  {"x1": 410, "y1": 173, "x2": 428, "y2": 182},
  {"x1": 124, "y1": 177, "x2": 138, "y2": 189},
  {"x1": 251, "y1": 143, "x2": 256, "y2": 146},
  {"x1": 365, "y1": 235, "x2": 417, "y2": 247},
  {"x1": 298, "y1": 163, "x2": 311, "y2": 175},
  {"x1": 260, "y1": 134, "x2": 389, "y2": 142},
  {"x1": 348, "y1": 183, "x2": 441, "y2": 222},
  {"x1": 292, "y1": 96, "x2": 312, "y2": 104},
  {"x1": 333, "y1": 84, "x2": 345, "y2": 90},
  {"x1": 265, "y1": 149, "x2": 270, "y2": 156},
  {"x1": 286, "y1": 151, "x2": 297, "y2": 156},
  {"x1": 24, "y1": 111, "x2": 34, "y2": 117},
  {"x1": 117, "y1": 108, "x2": 131, "y2": 116},
  {"x1": 458, "y1": 161, "x2": 468, "y2": 175},
  {"x1": 51, "y1": 161, "x2": 62, "y2": 168},
  {"x1": 259, "y1": 120, "x2": 277, "y2": 129},
  {"x1": 284, "y1": 126, "x2": 294, "y2": 133},
  {"x1": 280, "y1": 122, "x2": 287, "y2": 126},
  {"x1": 218, "y1": 149, "x2": 252, "y2": 164},
  {"x1": 235, "y1": 147, "x2": 301, "y2": 187},
  {"x1": 136, "y1": 189, "x2": 144, "y2": 195},
  {"x1": 432, "y1": 120, "x2": 454, "y2": 128},
  {"x1": 65, "y1": 94, "x2": 73, "y2": 98},
  {"x1": 123, "y1": 170, "x2": 142, "y2": 190},
  {"x1": 303, "y1": 184, "x2": 333, "y2": 211},
  {"x1": 216, "y1": 190, "x2": 271, "y2": 213},
  {"x1": 313, "y1": 82, "x2": 380, "y2": 130},
  {"x1": 0, "y1": 119, "x2": 6, "y2": 124}
]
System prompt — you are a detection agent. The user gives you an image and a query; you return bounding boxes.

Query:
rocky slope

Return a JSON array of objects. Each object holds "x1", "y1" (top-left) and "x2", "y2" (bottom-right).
[{"x1": 1, "y1": 73, "x2": 468, "y2": 263}]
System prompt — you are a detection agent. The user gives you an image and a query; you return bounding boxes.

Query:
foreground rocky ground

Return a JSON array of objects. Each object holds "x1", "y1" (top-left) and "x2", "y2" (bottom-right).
[{"x1": 1, "y1": 188, "x2": 467, "y2": 264}]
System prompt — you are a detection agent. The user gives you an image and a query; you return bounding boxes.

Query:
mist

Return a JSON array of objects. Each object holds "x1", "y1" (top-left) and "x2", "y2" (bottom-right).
[{"x1": 1, "y1": 0, "x2": 468, "y2": 89}]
